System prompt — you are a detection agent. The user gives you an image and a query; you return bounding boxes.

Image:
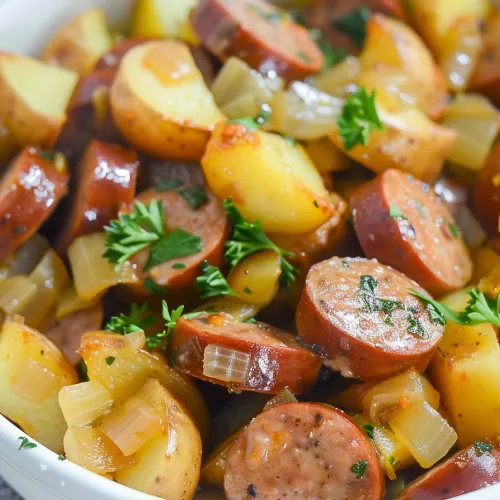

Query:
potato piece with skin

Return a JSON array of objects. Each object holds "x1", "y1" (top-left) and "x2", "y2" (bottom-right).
[
  {"x1": 0, "y1": 53, "x2": 78, "y2": 149},
  {"x1": 79, "y1": 330, "x2": 210, "y2": 443},
  {"x1": 110, "y1": 40, "x2": 225, "y2": 161},
  {"x1": 42, "y1": 8, "x2": 112, "y2": 75},
  {"x1": 0, "y1": 319, "x2": 77, "y2": 452},
  {"x1": 202, "y1": 123, "x2": 333, "y2": 234},
  {"x1": 329, "y1": 104, "x2": 457, "y2": 182},
  {"x1": 429, "y1": 289, "x2": 500, "y2": 448},
  {"x1": 115, "y1": 378, "x2": 201, "y2": 500},
  {"x1": 359, "y1": 14, "x2": 447, "y2": 120}
]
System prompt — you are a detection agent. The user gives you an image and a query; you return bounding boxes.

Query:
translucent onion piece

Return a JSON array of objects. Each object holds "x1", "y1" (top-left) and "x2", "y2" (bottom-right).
[
  {"x1": 59, "y1": 381, "x2": 113, "y2": 426},
  {"x1": 221, "y1": 93, "x2": 260, "y2": 123},
  {"x1": 193, "y1": 297, "x2": 259, "y2": 322},
  {"x1": 5, "y1": 233, "x2": 49, "y2": 276},
  {"x1": 387, "y1": 401, "x2": 458, "y2": 468},
  {"x1": 56, "y1": 285, "x2": 100, "y2": 319},
  {"x1": 64, "y1": 426, "x2": 137, "y2": 473},
  {"x1": 203, "y1": 344, "x2": 250, "y2": 383},
  {"x1": 439, "y1": 17, "x2": 483, "y2": 92},
  {"x1": 441, "y1": 94, "x2": 500, "y2": 171},
  {"x1": 99, "y1": 395, "x2": 164, "y2": 456},
  {"x1": 68, "y1": 233, "x2": 138, "y2": 301},
  {"x1": 305, "y1": 138, "x2": 351, "y2": 173},
  {"x1": 122, "y1": 329, "x2": 146, "y2": 352},
  {"x1": 21, "y1": 249, "x2": 69, "y2": 328},
  {"x1": 449, "y1": 203, "x2": 487, "y2": 249},
  {"x1": 0, "y1": 275, "x2": 37, "y2": 316},
  {"x1": 263, "y1": 388, "x2": 297, "y2": 411},
  {"x1": 12, "y1": 359, "x2": 57, "y2": 404},
  {"x1": 310, "y1": 56, "x2": 360, "y2": 99},
  {"x1": 271, "y1": 81, "x2": 344, "y2": 140}
]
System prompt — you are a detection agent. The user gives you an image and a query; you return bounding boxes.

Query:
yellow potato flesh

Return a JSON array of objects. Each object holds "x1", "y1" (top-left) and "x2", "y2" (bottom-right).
[
  {"x1": 429, "y1": 290, "x2": 500, "y2": 447},
  {"x1": 0, "y1": 320, "x2": 77, "y2": 452},
  {"x1": 202, "y1": 123, "x2": 332, "y2": 234}
]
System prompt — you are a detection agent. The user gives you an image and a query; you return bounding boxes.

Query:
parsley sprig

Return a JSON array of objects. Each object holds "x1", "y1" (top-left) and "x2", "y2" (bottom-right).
[
  {"x1": 105, "y1": 302, "x2": 155, "y2": 334},
  {"x1": 145, "y1": 301, "x2": 184, "y2": 350},
  {"x1": 18, "y1": 437, "x2": 37, "y2": 450},
  {"x1": 334, "y1": 6, "x2": 371, "y2": 48},
  {"x1": 195, "y1": 261, "x2": 235, "y2": 300},
  {"x1": 409, "y1": 288, "x2": 500, "y2": 327},
  {"x1": 223, "y1": 199, "x2": 299, "y2": 288},
  {"x1": 337, "y1": 87, "x2": 384, "y2": 151}
]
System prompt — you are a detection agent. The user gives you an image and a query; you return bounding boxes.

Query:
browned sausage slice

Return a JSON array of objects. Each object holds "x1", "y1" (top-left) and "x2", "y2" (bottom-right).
[
  {"x1": 224, "y1": 402, "x2": 385, "y2": 499},
  {"x1": 295, "y1": 257, "x2": 444, "y2": 380},
  {"x1": 0, "y1": 148, "x2": 69, "y2": 262},
  {"x1": 57, "y1": 140, "x2": 138, "y2": 252},
  {"x1": 399, "y1": 439, "x2": 500, "y2": 500},
  {"x1": 351, "y1": 169, "x2": 472, "y2": 296},
  {"x1": 191, "y1": 0, "x2": 324, "y2": 80},
  {"x1": 44, "y1": 304, "x2": 104, "y2": 366},
  {"x1": 126, "y1": 186, "x2": 228, "y2": 299},
  {"x1": 172, "y1": 312, "x2": 321, "y2": 394}
]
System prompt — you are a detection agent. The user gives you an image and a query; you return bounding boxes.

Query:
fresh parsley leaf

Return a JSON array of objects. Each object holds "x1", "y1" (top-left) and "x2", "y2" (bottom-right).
[
  {"x1": 173, "y1": 263, "x2": 187, "y2": 269},
  {"x1": 182, "y1": 307, "x2": 218, "y2": 321},
  {"x1": 145, "y1": 301, "x2": 184, "y2": 349},
  {"x1": 337, "y1": 87, "x2": 384, "y2": 151},
  {"x1": 58, "y1": 453, "x2": 66, "y2": 461},
  {"x1": 407, "y1": 310, "x2": 427, "y2": 338},
  {"x1": 244, "y1": 317, "x2": 259, "y2": 325},
  {"x1": 409, "y1": 288, "x2": 500, "y2": 328},
  {"x1": 144, "y1": 277, "x2": 167, "y2": 296},
  {"x1": 360, "y1": 275, "x2": 378, "y2": 294},
  {"x1": 350, "y1": 460, "x2": 368, "y2": 479},
  {"x1": 358, "y1": 275, "x2": 403, "y2": 324},
  {"x1": 362, "y1": 424, "x2": 374, "y2": 439},
  {"x1": 144, "y1": 229, "x2": 203, "y2": 271},
  {"x1": 244, "y1": 286, "x2": 253, "y2": 294},
  {"x1": 223, "y1": 198, "x2": 300, "y2": 288},
  {"x1": 474, "y1": 440, "x2": 493, "y2": 456},
  {"x1": 195, "y1": 261, "x2": 236, "y2": 300},
  {"x1": 105, "y1": 356, "x2": 115, "y2": 366},
  {"x1": 105, "y1": 302, "x2": 155, "y2": 335},
  {"x1": 255, "y1": 104, "x2": 272, "y2": 126},
  {"x1": 18, "y1": 437, "x2": 37, "y2": 450},
  {"x1": 390, "y1": 204, "x2": 408, "y2": 220},
  {"x1": 40, "y1": 151, "x2": 56, "y2": 162},
  {"x1": 334, "y1": 6, "x2": 371, "y2": 48},
  {"x1": 180, "y1": 185, "x2": 208, "y2": 210},
  {"x1": 318, "y1": 41, "x2": 347, "y2": 71},
  {"x1": 156, "y1": 179, "x2": 182, "y2": 192},
  {"x1": 103, "y1": 201, "x2": 164, "y2": 264},
  {"x1": 448, "y1": 221, "x2": 459, "y2": 238},
  {"x1": 342, "y1": 261, "x2": 350, "y2": 269},
  {"x1": 388, "y1": 455, "x2": 395, "y2": 465},
  {"x1": 227, "y1": 117, "x2": 259, "y2": 130}
]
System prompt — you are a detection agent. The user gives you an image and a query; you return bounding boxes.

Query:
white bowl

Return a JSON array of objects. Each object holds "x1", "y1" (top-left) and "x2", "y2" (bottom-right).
[{"x1": 0, "y1": 1, "x2": 499, "y2": 499}]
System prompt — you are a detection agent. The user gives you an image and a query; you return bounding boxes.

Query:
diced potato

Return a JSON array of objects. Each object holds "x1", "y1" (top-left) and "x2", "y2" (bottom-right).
[
  {"x1": 0, "y1": 275, "x2": 38, "y2": 318},
  {"x1": 0, "y1": 319, "x2": 77, "y2": 452},
  {"x1": 202, "y1": 123, "x2": 333, "y2": 234},
  {"x1": 79, "y1": 330, "x2": 210, "y2": 443},
  {"x1": 305, "y1": 138, "x2": 351, "y2": 174},
  {"x1": 329, "y1": 103, "x2": 457, "y2": 182},
  {"x1": 56, "y1": 285, "x2": 100, "y2": 319},
  {"x1": 131, "y1": 0, "x2": 200, "y2": 45},
  {"x1": 0, "y1": 53, "x2": 78, "y2": 149},
  {"x1": 429, "y1": 289, "x2": 500, "y2": 447},
  {"x1": 470, "y1": 247, "x2": 500, "y2": 285},
  {"x1": 359, "y1": 14, "x2": 447, "y2": 119},
  {"x1": 311, "y1": 56, "x2": 360, "y2": 99},
  {"x1": 110, "y1": 40, "x2": 224, "y2": 161},
  {"x1": 115, "y1": 379, "x2": 202, "y2": 500},
  {"x1": 42, "y1": 8, "x2": 112, "y2": 75}
]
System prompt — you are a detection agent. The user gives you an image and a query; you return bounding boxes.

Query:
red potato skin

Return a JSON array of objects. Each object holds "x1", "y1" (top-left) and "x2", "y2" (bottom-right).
[
  {"x1": 191, "y1": 0, "x2": 324, "y2": 80},
  {"x1": 172, "y1": 313, "x2": 322, "y2": 394},
  {"x1": 0, "y1": 148, "x2": 69, "y2": 263},
  {"x1": 351, "y1": 169, "x2": 472, "y2": 297},
  {"x1": 398, "y1": 439, "x2": 500, "y2": 500},
  {"x1": 57, "y1": 140, "x2": 139, "y2": 252},
  {"x1": 224, "y1": 402, "x2": 385, "y2": 500},
  {"x1": 296, "y1": 257, "x2": 444, "y2": 380}
]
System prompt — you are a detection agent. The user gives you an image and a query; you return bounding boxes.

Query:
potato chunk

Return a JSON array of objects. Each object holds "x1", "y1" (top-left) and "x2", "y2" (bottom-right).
[
  {"x1": 42, "y1": 8, "x2": 112, "y2": 75},
  {"x1": 0, "y1": 53, "x2": 78, "y2": 149},
  {"x1": 0, "y1": 319, "x2": 77, "y2": 452},
  {"x1": 202, "y1": 123, "x2": 333, "y2": 234},
  {"x1": 110, "y1": 40, "x2": 224, "y2": 161}
]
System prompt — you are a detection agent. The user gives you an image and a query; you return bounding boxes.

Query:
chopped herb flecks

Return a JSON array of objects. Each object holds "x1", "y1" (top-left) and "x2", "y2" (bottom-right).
[{"x1": 350, "y1": 460, "x2": 368, "y2": 479}]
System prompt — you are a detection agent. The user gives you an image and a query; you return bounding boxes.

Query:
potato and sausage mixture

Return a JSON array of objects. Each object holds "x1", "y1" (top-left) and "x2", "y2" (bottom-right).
[{"x1": 2, "y1": 0, "x2": 500, "y2": 499}]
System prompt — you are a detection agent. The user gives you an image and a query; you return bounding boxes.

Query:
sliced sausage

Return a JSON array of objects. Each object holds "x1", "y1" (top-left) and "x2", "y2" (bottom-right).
[
  {"x1": 296, "y1": 257, "x2": 444, "y2": 380},
  {"x1": 0, "y1": 148, "x2": 69, "y2": 262},
  {"x1": 172, "y1": 312, "x2": 321, "y2": 394},
  {"x1": 57, "y1": 140, "x2": 138, "y2": 252},
  {"x1": 351, "y1": 169, "x2": 472, "y2": 297},
  {"x1": 191, "y1": 0, "x2": 324, "y2": 81},
  {"x1": 224, "y1": 402, "x2": 385, "y2": 500},
  {"x1": 44, "y1": 304, "x2": 103, "y2": 366},
  {"x1": 399, "y1": 438, "x2": 500, "y2": 500},
  {"x1": 126, "y1": 186, "x2": 228, "y2": 299}
]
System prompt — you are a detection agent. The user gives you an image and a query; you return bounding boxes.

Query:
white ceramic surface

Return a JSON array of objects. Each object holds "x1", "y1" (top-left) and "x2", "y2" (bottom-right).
[{"x1": 0, "y1": 1, "x2": 499, "y2": 499}]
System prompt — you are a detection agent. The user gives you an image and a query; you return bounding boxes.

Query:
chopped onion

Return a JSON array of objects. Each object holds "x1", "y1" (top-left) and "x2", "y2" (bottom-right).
[
  {"x1": 122, "y1": 329, "x2": 146, "y2": 352},
  {"x1": 194, "y1": 297, "x2": 259, "y2": 322},
  {"x1": 12, "y1": 359, "x2": 57, "y2": 404},
  {"x1": 449, "y1": 204, "x2": 487, "y2": 249},
  {"x1": 203, "y1": 344, "x2": 250, "y2": 384},
  {"x1": 99, "y1": 395, "x2": 164, "y2": 456},
  {"x1": 56, "y1": 286, "x2": 100, "y2": 319},
  {"x1": 64, "y1": 426, "x2": 137, "y2": 473},
  {"x1": 59, "y1": 381, "x2": 113, "y2": 426},
  {"x1": 310, "y1": 56, "x2": 360, "y2": 99},
  {"x1": 387, "y1": 401, "x2": 458, "y2": 468},
  {"x1": 0, "y1": 275, "x2": 37, "y2": 317},
  {"x1": 263, "y1": 388, "x2": 297, "y2": 411},
  {"x1": 68, "y1": 233, "x2": 138, "y2": 301},
  {"x1": 5, "y1": 233, "x2": 49, "y2": 276}
]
